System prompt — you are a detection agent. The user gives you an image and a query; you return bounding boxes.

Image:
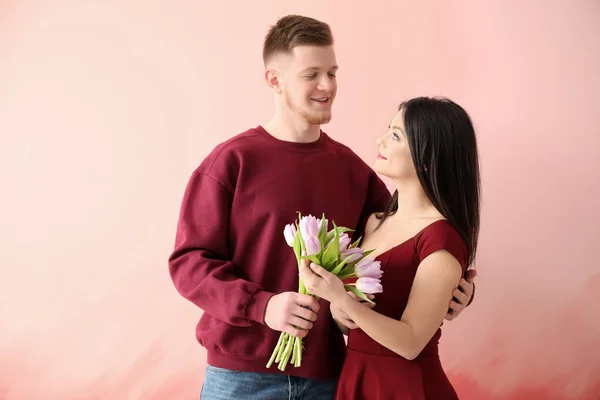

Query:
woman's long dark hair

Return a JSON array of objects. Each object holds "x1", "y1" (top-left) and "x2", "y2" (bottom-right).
[{"x1": 376, "y1": 97, "x2": 481, "y2": 267}]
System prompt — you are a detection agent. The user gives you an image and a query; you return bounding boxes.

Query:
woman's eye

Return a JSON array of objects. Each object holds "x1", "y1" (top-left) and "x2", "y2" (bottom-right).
[
  {"x1": 304, "y1": 74, "x2": 317, "y2": 79},
  {"x1": 392, "y1": 133, "x2": 400, "y2": 140}
]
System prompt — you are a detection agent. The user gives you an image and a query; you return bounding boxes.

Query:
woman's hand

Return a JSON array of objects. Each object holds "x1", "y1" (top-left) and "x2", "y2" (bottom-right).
[
  {"x1": 331, "y1": 291, "x2": 375, "y2": 332},
  {"x1": 299, "y1": 258, "x2": 347, "y2": 303}
]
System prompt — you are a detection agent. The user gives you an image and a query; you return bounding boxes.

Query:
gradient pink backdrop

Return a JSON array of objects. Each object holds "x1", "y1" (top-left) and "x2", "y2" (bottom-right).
[{"x1": 1, "y1": 1, "x2": 599, "y2": 399}]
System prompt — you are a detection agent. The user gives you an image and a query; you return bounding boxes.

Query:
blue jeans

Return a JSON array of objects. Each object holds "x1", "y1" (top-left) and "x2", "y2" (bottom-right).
[{"x1": 200, "y1": 365, "x2": 337, "y2": 400}]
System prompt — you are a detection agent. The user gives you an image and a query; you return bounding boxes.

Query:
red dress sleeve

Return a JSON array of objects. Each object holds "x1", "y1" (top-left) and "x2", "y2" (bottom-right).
[{"x1": 415, "y1": 220, "x2": 468, "y2": 274}]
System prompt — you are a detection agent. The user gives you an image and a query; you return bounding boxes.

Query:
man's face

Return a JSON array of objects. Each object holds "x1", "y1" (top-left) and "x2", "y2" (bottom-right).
[{"x1": 275, "y1": 45, "x2": 338, "y2": 125}]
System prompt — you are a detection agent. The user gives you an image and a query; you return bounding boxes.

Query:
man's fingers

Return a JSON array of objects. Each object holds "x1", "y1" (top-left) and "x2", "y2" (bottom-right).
[
  {"x1": 452, "y1": 288, "x2": 468, "y2": 305},
  {"x1": 465, "y1": 269, "x2": 477, "y2": 282},
  {"x1": 458, "y1": 278, "x2": 472, "y2": 293},
  {"x1": 288, "y1": 315, "x2": 313, "y2": 331},
  {"x1": 293, "y1": 304, "x2": 318, "y2": 322},
  {"x1": 295, "y1": 294, "x2": 320, "y2": 313},
  {"x1": 449, "y1": 299, "x2": 463, "y2": 312},
  {"x1": 285, "y1": 324, "x2": 309, "y2": 338},
  {"x1": 445, "y1": 310, "x2": 457, "y2": 321}
]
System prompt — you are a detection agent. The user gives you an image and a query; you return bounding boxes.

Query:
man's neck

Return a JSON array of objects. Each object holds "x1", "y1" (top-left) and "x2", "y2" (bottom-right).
[{"x1": 263, "y1": 114, "x2": 321, "y2": 143}]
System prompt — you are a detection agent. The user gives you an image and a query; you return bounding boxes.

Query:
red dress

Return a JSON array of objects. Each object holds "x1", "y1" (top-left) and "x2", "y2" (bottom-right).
[{"x1": 335, "y1": 220, "x2": 468, "y2": 400}]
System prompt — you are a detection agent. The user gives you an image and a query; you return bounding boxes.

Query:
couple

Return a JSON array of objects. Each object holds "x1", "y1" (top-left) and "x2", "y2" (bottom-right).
[{"x1": 168, "y1": 14, "x2": 479, "y2": 400}]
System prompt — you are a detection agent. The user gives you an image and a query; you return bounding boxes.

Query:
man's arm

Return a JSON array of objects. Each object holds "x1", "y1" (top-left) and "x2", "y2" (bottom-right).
[
  {"x1": 168, "y1": 171, "x2": 274, "y2": 326},
  {"x1": 169, "y1": 170, "x2": 319, "y2": 336}
]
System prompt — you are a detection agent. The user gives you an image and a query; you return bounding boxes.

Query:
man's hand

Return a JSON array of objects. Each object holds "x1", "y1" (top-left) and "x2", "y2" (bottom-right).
[
  {"x1": 264, "y1": 292, "x2": 320, "y2": 337},
  {"x1": 331, "y1": 291, "x2": 374, "y2": 331},
  {"x1": 445, "y1": 269, "x2": 477, "y2": 321}
]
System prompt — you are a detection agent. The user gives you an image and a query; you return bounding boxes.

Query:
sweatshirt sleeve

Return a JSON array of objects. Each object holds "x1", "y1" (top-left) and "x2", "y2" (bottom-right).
[{"x1": 168, "y1": 170, "x2": 275, "y2": 326}]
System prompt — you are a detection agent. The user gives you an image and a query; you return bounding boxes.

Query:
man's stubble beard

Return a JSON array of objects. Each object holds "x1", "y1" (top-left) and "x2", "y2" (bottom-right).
[{"x1": 286, "y1": 95, "x2": 333, "y2": 125}]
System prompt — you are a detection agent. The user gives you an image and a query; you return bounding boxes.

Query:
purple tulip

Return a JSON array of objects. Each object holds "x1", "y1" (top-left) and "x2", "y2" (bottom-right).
[
  {"x1": 356, "y1": 277, "x2": 383, "y2": 294},
  {"x1": 299, "y1": 215, "x2": 320, "y2": 239},
  {"x1": 341, "y1": 247, "x2": 363, "y2": 263},
  {"x1": 304, "y1": 236, "x2": 321, "y2": 256},
  {"x1": 338, "y1": 233, "x2": 351, "y2": 252},
  {"x1": 355, "y1": 256, "x2": 383, "y2": 279},
  {"x1": 299, "y1": 215, "x2": 322, "y2": 255},
  {"x1": 283, "y1": 224, "x2": 296, "y2": 247},
  {"x1": 318, "y1": 217, "x2": 329, "y2": 232}
]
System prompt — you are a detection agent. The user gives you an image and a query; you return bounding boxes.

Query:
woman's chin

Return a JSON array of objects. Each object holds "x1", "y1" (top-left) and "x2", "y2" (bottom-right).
[{"x1": 372, "y1": 163, "x2": 388, "y2": 176}]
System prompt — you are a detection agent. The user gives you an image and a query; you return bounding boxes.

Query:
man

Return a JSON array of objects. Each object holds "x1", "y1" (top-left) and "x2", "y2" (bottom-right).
[{"x1": 168, "y1": 14, "x2": 476, "y2": 400}]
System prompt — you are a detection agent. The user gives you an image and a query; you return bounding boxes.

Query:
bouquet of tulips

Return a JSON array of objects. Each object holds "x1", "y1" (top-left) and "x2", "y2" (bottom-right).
[{"x1": 266, "y1": 213, "x2": 383, "y2": 371}]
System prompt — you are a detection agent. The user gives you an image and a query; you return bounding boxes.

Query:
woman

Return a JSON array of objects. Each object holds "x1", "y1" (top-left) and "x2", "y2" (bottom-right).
[{"x1": 300, "y1": 96, "x2": 480, "y2": 399}]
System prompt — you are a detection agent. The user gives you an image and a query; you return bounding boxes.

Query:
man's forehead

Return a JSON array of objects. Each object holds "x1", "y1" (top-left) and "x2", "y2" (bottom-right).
[{"x1": 288, "y1": 45, "x2": 338, "y2": 68}]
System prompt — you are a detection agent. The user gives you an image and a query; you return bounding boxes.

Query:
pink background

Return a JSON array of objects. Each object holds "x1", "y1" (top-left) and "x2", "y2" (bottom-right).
[{"x1": 1, "y1": 1, "x2": 599, "y2": 399}]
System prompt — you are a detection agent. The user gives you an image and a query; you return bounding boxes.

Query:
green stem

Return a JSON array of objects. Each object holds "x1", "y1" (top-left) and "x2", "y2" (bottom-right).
[
  {"x1": 266, "y1": 332, "x2": 285, "y2": 368},
  {"x1": 291, "y1": 342, "x2": 297, "y2": 365},
  {"x1": 299, "y1": 280, "x2": 307, "y2": 295},
  {"x1": 279, "y1": 332, "x2": 295, "y2": 371},
  {"x1": 294, "y1": 337, "x2": 303, "y2": 367},
  {"x1": 275, "y1": 333, "x2": 288, "y2": 363}
]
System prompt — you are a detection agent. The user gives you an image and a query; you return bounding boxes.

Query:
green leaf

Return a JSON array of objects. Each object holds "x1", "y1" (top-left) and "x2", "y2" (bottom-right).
[
  {"x1": 293, "y1": 229, "x2": 302, "y2": 260},
  {"x1": 358, "y1": 249, "x2": 375, "y2": 259},
  {"x1": 336, "y1": 226, "x2": 354, "y2": 235},
  {"x1": 349, "y1": 236, "x2": 362, "y2": 249},
  {"x1": 321, "y1": 221, "x2": 339, "y2": 269},
  {"x1": 330, "y1": 254, "x2": 354, "y2": 276},
  {"x1": 337, "y1": 264, "x2": 356, "y2": 278},
  {"x1": 345, "y1": 285, "x2": 374, "y2": 304},
  {"x1": 324, "y1": 231, "x2": 335, "y2": 244},
  {"x1": 297, "y1": 222, "x2": 307, "y2": 256},
  {"x1": 324, "y1": 223, "x2": 351, "y2": 243},
  {"x1": 318, "y1": 213, "x2": 328, "y2": 243},
  {"x1": 298, "y1": 255, "x2": 321, "y2": 265}
]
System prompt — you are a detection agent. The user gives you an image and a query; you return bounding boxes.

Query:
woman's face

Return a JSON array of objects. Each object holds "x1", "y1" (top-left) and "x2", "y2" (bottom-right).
[{"x1": 373, "y1": 110, "x2": 417, "y2": 181}]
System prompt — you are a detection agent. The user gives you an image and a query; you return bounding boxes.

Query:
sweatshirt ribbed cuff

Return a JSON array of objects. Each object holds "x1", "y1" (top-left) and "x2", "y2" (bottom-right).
[{"x1": 245, "y1": 290, "x2": 276, "y2": 325}]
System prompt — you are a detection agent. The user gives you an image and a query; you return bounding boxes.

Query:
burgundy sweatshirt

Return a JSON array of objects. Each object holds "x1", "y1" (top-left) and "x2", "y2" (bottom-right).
[{"x1": 168, "y1": 126, "x2": 391, "y2": 380}]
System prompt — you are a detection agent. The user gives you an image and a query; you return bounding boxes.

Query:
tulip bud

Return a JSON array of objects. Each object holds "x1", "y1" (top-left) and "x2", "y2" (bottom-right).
[
  {"x1": 338, "y1": 233, "x2": 351, "y2": 252},
  {"x1": 299, "y1": 215, "x2": 320, "y2": 239},
  {"x1": 355, "y1": 257, "x2": 383, "y2": 279},
  {"x1": 305, "y1": 236, "x2": 321, "y2": 256},
  {"x1": 341, "y1": 247, "x2": 363, "y2": 263},
  {"x1": 318, "y1": 217, "x2": 329, "y2": 232},
  {"x1": 356, "y1": 277, "x2": 383, "y2": 294},
  {"x1": 283, "y1": 224, "x2": 296, "y2": 247}
]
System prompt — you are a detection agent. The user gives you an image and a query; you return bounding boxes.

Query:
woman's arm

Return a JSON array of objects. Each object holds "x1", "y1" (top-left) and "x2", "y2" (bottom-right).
[
  {"x1": 333, "y1": 250, "x2": 463, "y2": 359},
  {"x1": 330, "y1": 291, "x2": 375, "y2": 335}
]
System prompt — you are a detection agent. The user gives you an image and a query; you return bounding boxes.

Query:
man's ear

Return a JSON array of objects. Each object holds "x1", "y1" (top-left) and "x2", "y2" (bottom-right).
[{"x1": 265, "y1": 69, "x2": 282, "y2": 94}]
